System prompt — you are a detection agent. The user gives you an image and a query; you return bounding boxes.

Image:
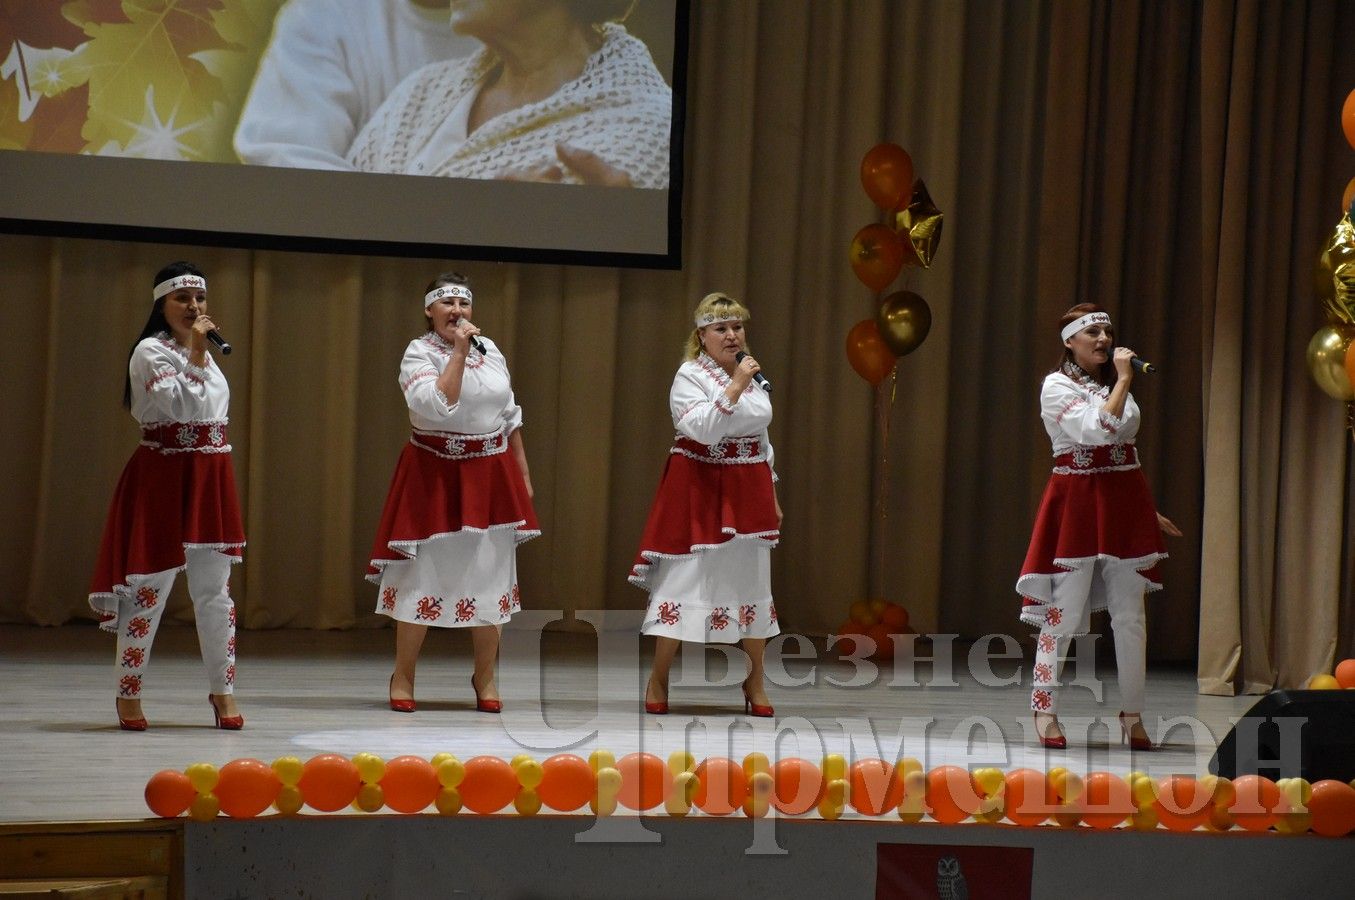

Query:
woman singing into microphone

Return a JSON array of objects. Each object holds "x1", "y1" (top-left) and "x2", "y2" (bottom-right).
[
  {"x1": 368, "y1": 272, "x2": 539, "y2": 713},
  {"x1": 89, "y1": 262, "x2": 246, "y2": 731},
  {"x1": 1017, "y1": 303, "x2": 1181, "y2": 751},
  {"x1": 630, "y1": 292, "x2": 782, "y2": 717}
]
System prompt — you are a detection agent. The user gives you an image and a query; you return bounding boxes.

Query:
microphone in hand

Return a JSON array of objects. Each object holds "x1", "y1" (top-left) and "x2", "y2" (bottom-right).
[
  {"x1": 734, "y1": 350, "x2": 772, "y2": 393},
  {"x1": 1130, "y1": 357, "x2": 1156, "y2": 374},
  {"x1": 205, "y1": 330, "x2": 232, "y2": 355},
  {"x1": 454, "y1": 318, "x2": 486, "y2": 354}
]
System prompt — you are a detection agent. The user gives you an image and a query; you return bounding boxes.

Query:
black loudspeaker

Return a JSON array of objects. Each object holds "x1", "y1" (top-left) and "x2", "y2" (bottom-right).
[{"x1": 1209, "y1": 690, "x2": 1355, "y2": 782}]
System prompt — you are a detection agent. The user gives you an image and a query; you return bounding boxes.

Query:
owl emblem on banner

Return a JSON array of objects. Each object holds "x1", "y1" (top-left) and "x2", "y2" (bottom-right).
[{"x1": 936, "y1": 855, "x2": 968, "y2": 900}]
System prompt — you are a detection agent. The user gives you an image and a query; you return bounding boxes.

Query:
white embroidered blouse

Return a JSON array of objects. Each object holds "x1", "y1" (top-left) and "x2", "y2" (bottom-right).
[
  {"x1": 1040, "y1": 368, "x2": 1140, "y2": 455},
  {"x1": 400, "y1": 333, "x2": 523, "y2": 435},
  {"x1": 670, "y1": 354, "x2": 776, "y2": 477},
  {"x1": 130, "y1": 335, "x2": 228, "y2": 426}
]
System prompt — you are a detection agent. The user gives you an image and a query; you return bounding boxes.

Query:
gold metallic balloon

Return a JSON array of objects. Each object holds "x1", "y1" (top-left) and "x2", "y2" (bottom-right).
[
  {"x1": 1315, "y1": 214, "x2": 1355, "y2": 324},
  {"x1": 892, "y1": 179, "x2": 943, "y2": 269},
  {"x1": 875, "y1": 290, "x2": 932, "y2": 357},
  {"x1": 1306, "y1": 325, "x2": 1355, "y2": 400}
]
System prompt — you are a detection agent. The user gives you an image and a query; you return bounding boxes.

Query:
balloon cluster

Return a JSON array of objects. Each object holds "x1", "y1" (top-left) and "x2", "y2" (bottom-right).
[
  {"x1": 832, "y1": 597, "x2": 914, "y2": 660},
  {"x1": 1306, "y1": 656, "x2": 1355, "y2": 690},
  {"x1": 145, "y1": 755, "x2": 1355, "y2": 834},
  {"x1": 1306, "y1": 91, "x2": 1355, "y2": 401},
  {"x1": 846, "y1": 143, "x2": 943, "y2": 386}
]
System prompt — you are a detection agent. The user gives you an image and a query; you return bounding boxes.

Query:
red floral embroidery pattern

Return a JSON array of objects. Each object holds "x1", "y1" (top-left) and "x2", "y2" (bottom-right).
[
  {"x1": 135, "y1": 586, "x2": 159, "y2": 608},
  {"x1": 1044, "y1": 607, "x2": 1063, "y2": 627},
  {"x1": 1038, "y1": 633, "x2": 1057, "y2": 654},
  {"x1": 227, "y1": 636, "x2": 237, "y2": 657},
  {"x1": 381, "y1": 586, "x2": 397, "y2": 611},
  {"x1": 228, "y1": 606, "x2": 237, "y2": 627},
  {"x1": 127, "y1": 617, "x2": 151, "y2": 638},
  {"x1": 225, "y1": 664, "x2": 236, "y2": 685},
  {"x1": 454, "y1": 598, "x2": 476, "y2": 622},
  {"x1": 121, "y1": 647, "x2": 145, "y2": 668},
  {"x1": 656, "y1": 601, "x2": 681, "y2": 626},
  {"x1": 1031, "y1": 689, "x2": 1052, "y2": 711},
  {"x1": 499, "y1": 594, "x2": 511, "y2": 616},
  {"x1": 415, "y1": 596, "x2": 444, "y2": 622},
  {"x1": 710, "y1": 607, "x2": 731, "y2": 631},
  {"x1": 769, "y1": 603, "x2": 778, "y2": 624},
  {"x1": 739, "y1": 605, "x2": 756, "y2": 628},
  {"x1": 1033, "y1": 662, "x2": 1053, "y2": 684},
  {"x1": 511, "y1": 583, "x2": 521, "y2": 609},
  {"x1": 119, "y1": 674, "x2": 142, "y2": 696}
]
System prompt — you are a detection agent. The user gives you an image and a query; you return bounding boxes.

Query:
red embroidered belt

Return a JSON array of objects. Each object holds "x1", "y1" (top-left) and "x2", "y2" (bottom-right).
[
  {"x1": 671, "y1": 435, "x2": 765, "y2": 463},
  {"x1": 140, "y1": 421, "x2": 230, "y2": 453},
  {"x1": 1052, "y1": 443, "x2": 1138, "y2": 474},
  {"x1": 410, "y1": 426, "x2": 509, "y2": 460}
]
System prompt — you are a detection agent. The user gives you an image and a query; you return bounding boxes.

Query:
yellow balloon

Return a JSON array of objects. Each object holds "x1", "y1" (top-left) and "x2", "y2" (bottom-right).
[
  {"x1": 588, "y1": 751, "x2": 616, "y2": 773},
  {"x1": 1308, "y1": 674, "x2": 1342, "y2": 690},
  {"x1": 352, "y1": 753, "x2": 385, "y2": 785},
  {"x1": 822, "y1": 754, "x2": 847, "y2": 783},
  {"x1": 273, "y1": 785, "x2": 303, "y2": 816},
  {"x1": 973, "y1": 767, "x2": 1006, "y2": 799},
  {"x1": 189, "y1": 793, "x2": 219, "y2": 822},
  {"x1": 595, "y1": 767, "x2": 622, "y2": 797},
  {"x1": 897, "y1": 758, "x2": 924, "y2": 780},
  {"x1": 1306, "y1": 325, "x2": 1355, "y2": 400},
  {"x1": 875, "y1": 291, "x2": 932, "y2": 358},
  {"x1": 1129, "y1": 773, "x2": 1157, "y2": 808},
  {"x1": 514, "y1": 789, "x2": 542, "y2": 816},
  {"x1": 1274, "y1": 811, "x2": 1313, "y2": 834},
  {"x1": 435, "y1": 788, "x2": 462, "y2": 815},
  {"x1": 430, "y1": 752, "x2": 455, "y2": 768},
  {"x1": 186, "y1": 763, "x2": 219, "y2": 795},
  {"x1": 271, "y1": 756, "x2": 303, "y2": 787},
  {"x1": 668, "y1": 751, "x2": 696, "y2": 776},
  {"x1": 743, "y1": 772, "x2": 774, "y2": 818},
  {"x1": 1206, "y1": 807, "x2": 1235, "y2": 832},
  {"x1": 510, "y1": 753, "x2": 535, "y2": 772},
  {"x1": 742, "y1": 753, "x2": 771, "y2": 778},
  {"x1": 516, "y1": 759, "x2": 544, "y2": 790},
  {"x1": 354, "y1": 783, "x2": 384, "y2": 813},
  {"x1": 437, "y1": 758, "x2": 465, "y2": 788},
  {"x1": 590, "y1": 796, "x2": 618, "y2": 817},
  {"x1": 1129, "y1": 807, "x2": 1159, "y2": 831},
  {"x1": 666, "y1": 771, "x2": 698, "y2": 817}
]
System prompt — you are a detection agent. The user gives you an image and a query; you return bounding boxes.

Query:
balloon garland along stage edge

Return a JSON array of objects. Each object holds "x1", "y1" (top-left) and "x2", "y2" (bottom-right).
[{"x1": 143, "y1": 753, "x2": 1355, "y2": 836}]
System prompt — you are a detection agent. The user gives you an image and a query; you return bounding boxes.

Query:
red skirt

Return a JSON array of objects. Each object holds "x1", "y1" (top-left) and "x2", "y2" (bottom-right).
[
  {"x1": 88, "y1": 446, "x2": 245, "y2": 630},
  {"x1": 1017, "y1": 448, "x2": 1165, "y2": 620},
  {"x1": 629, "y1": 450, "x2": 779, "y2": 589},
  {"x1": 367, "y1": 441, "x2": 540, "y2": 581}
]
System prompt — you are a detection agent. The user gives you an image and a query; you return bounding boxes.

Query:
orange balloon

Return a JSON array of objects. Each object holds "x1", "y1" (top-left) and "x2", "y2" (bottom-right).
[
  {"x1": 1153, "y1": 775, "x2": 1213, "y2": 832},
  {"x1": 848, "y1": 759, "x2": 904, "y2": 816},
  {"x1": 1229, "y1": 774, "x2": 1283, "y2": 832},
  {"x1": 298, "y1": 754, "x2": 361, "y2": 812},
  {"x1": 1003, "y1": 768, "x2": 1054, "y2": 827},
  {"x1": 381, "y1": 756, "x2": 439, "y2": 814},
  {"x1": 926, "y1": 766, "x2": 980, "y2": 824},
  {"x1": 1309, "y1": 779, "x2": 1355, "y2": 837},
  {"x1": 459, "y1": 756, "x2": 518, "y2": 815},
  {"x1": 537, "y1": 754, "x2": 595, "y2": 812},
  {"x1": 616, "y1": 753, "x2": 671, "y2": 811},
  {"x1": 1080, "y1": 772, "x2": 1133, "y2": 830},
  {"x1": 1343, "y1": 177, "x2": 1355, "y2": 217},
  {"x1": 694, "y1": 758, "x2": 747, "y2": 816},
  {"x1": 850, "y1": 224, "x2": 906, "y2": 293},
  {"x1": 145, "y1": 770, "x2": 196, "y2": 818},
  {"x1": 880, "y1": 604, "x2": 908, "y2": 630},
  {"x1": 1344, "y1": 89, "x2": 1355, "y2": 152},
  {"x1": 215, "y1": 758, "x2": 281, "y2": 819},
  {"x1": 770, "y1": 758, "x2": 823, "y2": 815},
  {"x1": 860, "y1": 143, "x2": 915, "y2": 210},
  {"x1": 845, "y1": 320, "x2": 896, "y2": 386},
  {"x1": 866, "y1": 623, "x2": 895, "y2": 660},
  {"x1": 1335, "y1": 658, "x2": 1355, "y2": 689}
]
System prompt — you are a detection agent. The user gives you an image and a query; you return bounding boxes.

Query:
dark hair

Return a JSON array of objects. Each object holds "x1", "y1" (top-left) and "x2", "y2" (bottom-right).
[
  {"x1": 123, "y1": 261, "x2": 204, "y2": 408},
  {"x1": 564, "y1": 0, "x2": 635, "y2": 25},
  {"x1": 1054, "y1": 302, "x2": 1115, "y2": 386},
  {"x1": 422, "y1": 271, "x2": 472, "y2": 331}
]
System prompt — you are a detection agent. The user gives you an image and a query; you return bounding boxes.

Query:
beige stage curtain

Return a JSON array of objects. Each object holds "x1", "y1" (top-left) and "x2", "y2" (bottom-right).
[{"x1": 1, "y1": 1, "x2": 1352, "y2": 685}]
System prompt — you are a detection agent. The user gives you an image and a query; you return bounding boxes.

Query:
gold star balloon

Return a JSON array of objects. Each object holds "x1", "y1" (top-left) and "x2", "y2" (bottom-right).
[
  {"x1": 892, "y1": 180, "x2": 943, "y2": 269},
  {"x1": 1315, "y1": 213, "x2": 1355, "y2": 325}
]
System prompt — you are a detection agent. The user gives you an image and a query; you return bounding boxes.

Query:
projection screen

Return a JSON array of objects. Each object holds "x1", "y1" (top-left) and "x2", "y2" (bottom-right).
[{"x1": 0, "y1": 0, "x2": 687, "y2": 268}]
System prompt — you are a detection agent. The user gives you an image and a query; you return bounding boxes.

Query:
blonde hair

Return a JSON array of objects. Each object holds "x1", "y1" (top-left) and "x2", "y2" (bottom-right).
[{"x1": 684, "y1": 292, "x2": 751, "y2": 361}]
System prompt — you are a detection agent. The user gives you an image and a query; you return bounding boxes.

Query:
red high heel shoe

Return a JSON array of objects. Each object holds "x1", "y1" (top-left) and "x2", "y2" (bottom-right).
[
  {"x1": 742, "y1": 691, "x2": 774, "y2": 718},
  {"x1": 1033, "y1": 713, "x2": 1066, "y2": 749},
  {"x1": 116, "y1": 701, "x2": 147, "y2": 732},
  {"x1": 471, "y1": 675, "x2": 502, "y2": 714},
  {"x1": 1119, "y1": 712, "x2": 1155, "y2": 751},
  {"x1": 389, "y1": 675, "x2": 415, "y2": 713},
  {"x1": 644, "y1": 679, "x2": 668, "y2": 715},
  {"x1": 208, "y1": 694, "x2": 244, "y2": 730}
]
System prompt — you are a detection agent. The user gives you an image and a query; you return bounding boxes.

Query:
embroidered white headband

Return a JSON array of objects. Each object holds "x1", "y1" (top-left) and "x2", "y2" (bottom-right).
[
  {"x1": 1061, "y1": 312, "x2": 1112, "y2": 342},
  {"x1": 153, "y1": 274, "x2": 206, "y2": 300},
  {"x1": 425, "y1": 284, "x2": 472, "y2": 308},
  {"x1": 695, "y1": 311, "x2": 743, "y2": 329}
]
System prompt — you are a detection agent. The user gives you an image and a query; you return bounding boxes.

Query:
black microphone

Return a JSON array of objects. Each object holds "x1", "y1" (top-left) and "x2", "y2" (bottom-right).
[
  {"x1": 453, "y1": 318, "x2": 487, "y2": 354},
  {"x1": 734, "y1": 350, "x2": 772, "y2": 393},
  {"x1": 206, "y1": 330, "x2": 232, "y2": 355},
  {"x1": 1130, "y1": 357, "x2": 1156, "y2": 374}
]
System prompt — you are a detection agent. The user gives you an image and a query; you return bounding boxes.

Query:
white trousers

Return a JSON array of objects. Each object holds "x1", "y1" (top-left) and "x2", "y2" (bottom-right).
[
  {"x1": 1029, "y1": 558, "x2": 1146, "y2": 714},
  {"x1": 114, "y1": 547, "x2": 237, "y2": 698}
]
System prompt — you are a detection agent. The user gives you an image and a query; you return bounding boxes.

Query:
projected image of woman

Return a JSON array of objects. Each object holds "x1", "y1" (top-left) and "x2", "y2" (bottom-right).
[
  {"x1": 1016, "y1": 304, "x2": 1181, "y2": 751},
  {"x1": 89, "y1": 263, "x2": 246, "y2": 732},
  {"x1": 630, "y1": 293, "x2": 782, "y2": 718},
  {"x1": 368, "y1": 273, "x2": 539, "y2": 714},
  {"x1": 347, "y1": 0, "x2": 671, "y2": 187}
]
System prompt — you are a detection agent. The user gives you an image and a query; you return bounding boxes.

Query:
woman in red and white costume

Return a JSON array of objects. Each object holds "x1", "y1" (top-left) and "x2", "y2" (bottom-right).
[
  {"x1": 369, "y1": 272, "x2": 538, "y2": 714},
  {"x1": 631, "y1": 292, "x2": 783, "y2": 717},
  {"x1": 1017, "y1": 303, "x2": 1181, "y2": 751},
  {"x1": 89, "y1": 262, "x2": 246, "y2": 731}
]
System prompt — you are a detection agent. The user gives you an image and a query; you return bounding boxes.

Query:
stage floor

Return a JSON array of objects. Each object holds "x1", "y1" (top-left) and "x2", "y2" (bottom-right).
[{"x1": 0, "y1": 623, "x2": 1255, "y2": 823}]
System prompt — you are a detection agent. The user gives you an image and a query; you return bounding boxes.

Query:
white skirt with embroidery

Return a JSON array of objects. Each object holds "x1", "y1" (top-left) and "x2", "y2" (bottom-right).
[
  {"x1": 640, "y1": 539, "x2": 779, "y2": 644},
  {"x1": 375, "y1": 529, "x2": 520, "y2": 627}
]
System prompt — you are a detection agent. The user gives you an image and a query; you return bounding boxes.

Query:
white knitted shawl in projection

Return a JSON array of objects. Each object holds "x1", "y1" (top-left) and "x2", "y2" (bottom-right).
[{"x1": 346, "y1": 23, "x2": 672, "y2": 188}]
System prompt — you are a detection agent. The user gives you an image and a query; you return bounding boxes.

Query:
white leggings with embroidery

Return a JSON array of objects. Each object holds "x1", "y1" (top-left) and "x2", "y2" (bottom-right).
[{"x1": 114, "y1": 548, "x2": 237, "y2": 699}]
